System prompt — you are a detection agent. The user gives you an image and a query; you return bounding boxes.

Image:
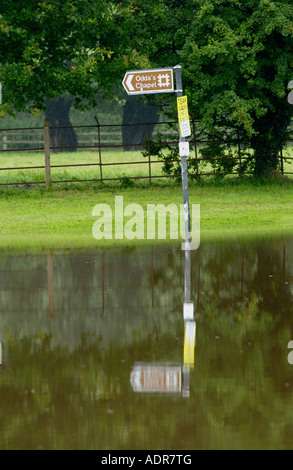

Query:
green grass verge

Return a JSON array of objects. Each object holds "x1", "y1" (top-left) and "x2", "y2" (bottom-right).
[{"x1": 1, "y1": 173, "x2": 293, "y2": 253}]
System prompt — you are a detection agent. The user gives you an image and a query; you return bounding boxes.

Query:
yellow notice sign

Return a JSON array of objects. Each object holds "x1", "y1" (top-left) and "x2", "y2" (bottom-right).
[{"x1": 177, "y1": 95, "x2": 191, "y2": 138}]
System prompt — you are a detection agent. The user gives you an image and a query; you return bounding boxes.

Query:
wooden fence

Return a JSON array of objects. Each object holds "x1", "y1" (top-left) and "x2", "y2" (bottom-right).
[{"x1": 0, "y1": 118, "x2": 292, "y2": 187}]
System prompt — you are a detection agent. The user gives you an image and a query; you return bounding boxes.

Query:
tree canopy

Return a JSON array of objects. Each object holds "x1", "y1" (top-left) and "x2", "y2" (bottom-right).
[
  {"x1": 182, "y1": 0, "x2": 293, "y2": 176},
  {"x1": 0, "y1": 0, "x2": 128, "y2": 114},
  {"x1": 122, "y1": 0, "x2": 293, "y2": 176},
  {"x1": 1, "y1": 0, "x2": 293, "y2": 175}
]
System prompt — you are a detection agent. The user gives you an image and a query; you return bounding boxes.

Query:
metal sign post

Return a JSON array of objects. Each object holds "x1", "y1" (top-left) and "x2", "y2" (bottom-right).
[
  {"x1": 174, "y1": 65, "x2": 191, "y2": 246},
  {"x1": 124, "y1": 67, "x2": 196, "y2": 398},
  {"x1": 173, "y1": 67, "x2": 193, "y2": 329},
  {"x1": 122, "y1": 65, "x2": 192, "y2": 249}
]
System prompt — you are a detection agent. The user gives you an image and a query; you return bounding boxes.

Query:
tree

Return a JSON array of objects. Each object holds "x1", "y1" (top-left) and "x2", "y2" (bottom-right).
[
  {"x1": 45, "y1": 96, "x2": 78, "y2": 152},
  {"x1": 0, "y1": 0, "x2": 128, "y2": 115},
  {"x1": 122, "y1": 96, "x2": 160, "y2": 150},
  {"x1": 0, "y1": 1, "x2": 164, "y2": 150},
  {"x1": 183, "y1": 0, "x2": 293, "y2": 177},
  {"x1": 116, "y1": 0, "x2": 177, "y2": 151},
  {"x1": 123, "y1": 0, "x2": 293, "y2": 177}
]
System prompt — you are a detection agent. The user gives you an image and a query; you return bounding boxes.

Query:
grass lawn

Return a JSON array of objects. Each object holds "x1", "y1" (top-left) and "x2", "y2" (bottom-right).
[
  {"x1": 0, "y1": 175, "x2": 293, "y2": 253},
  {"x1": 0, "y1": 149, "x2": 293, "y2": 252}
]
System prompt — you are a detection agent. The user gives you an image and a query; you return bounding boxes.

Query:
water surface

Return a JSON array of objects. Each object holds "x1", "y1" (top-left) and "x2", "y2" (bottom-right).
[{"x1": 1, "y1": 237, "x2": 293, "y2": 450}]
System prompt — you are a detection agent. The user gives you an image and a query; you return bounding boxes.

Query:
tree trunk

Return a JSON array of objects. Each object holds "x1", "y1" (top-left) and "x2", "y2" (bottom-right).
[
  {"x1": 251, "y1": 105, "x2": 292, "y2": 177},
  {"x1": 45, "y1": 96, "x2": 77, "y2": 152},
  {"x1": 122, "y1": 96, "x2": 160, "y2": 150}
]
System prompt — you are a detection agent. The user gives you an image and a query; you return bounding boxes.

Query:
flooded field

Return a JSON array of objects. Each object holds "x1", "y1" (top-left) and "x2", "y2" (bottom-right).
[{"x1": 1, "y1": 237, "x2": 293, "y2": 450}]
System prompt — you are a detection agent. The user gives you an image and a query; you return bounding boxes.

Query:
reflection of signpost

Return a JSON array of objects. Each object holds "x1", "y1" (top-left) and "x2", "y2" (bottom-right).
[
  {"x1": 130, "y1": 240, "x2": 196, "y2": 398},
  {"x1": 131, "y1": 364, "x2": 181, "y2": 393},
  {"x1": 183, "y1": 321, "x2": 196, "y2": 367},
  {"x1": 182, "y1": 244, "x2": 196, "y2": 397}
]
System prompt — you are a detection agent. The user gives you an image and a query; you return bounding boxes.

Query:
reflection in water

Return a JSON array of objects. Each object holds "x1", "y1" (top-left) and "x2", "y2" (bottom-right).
[
  {"x1": 131, "y1": 364, "x2": 182, "y2": 394},
  {"x1": 1, "y1": 238, "x2": 293, "y2": 450},
  {"x1": 130, "y1": 247, "x2": 196, "y2": 397},
  {"x1": 288, "y1": 340, "x2": 293, "y2": 364},
  {"x1": 48, "y1": 251, "x2": 54, "y2": 319},
  {"x1": 182, "y1": 248, "x2": 196, "y2": 397}
]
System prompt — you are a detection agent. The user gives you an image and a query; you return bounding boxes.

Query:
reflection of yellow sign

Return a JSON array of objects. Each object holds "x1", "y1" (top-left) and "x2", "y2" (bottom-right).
[
  {"x1": 183, "y1": 321, "x2": 196, "y2": 367},
  {"x1": 177, "y1": 95, "x2": 191, "y2": 138}
]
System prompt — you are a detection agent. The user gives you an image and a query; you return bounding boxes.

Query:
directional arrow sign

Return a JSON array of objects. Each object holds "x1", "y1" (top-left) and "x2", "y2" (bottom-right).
[{"x1": 122, "y1": 68, "x2": 174, "y2": 95}]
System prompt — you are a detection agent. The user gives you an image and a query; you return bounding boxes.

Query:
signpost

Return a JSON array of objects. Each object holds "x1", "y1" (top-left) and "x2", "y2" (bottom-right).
[
  {"x1": 122, "y1": 68, "x2": 174, "y2": 95},
  {"x1": 122, "y1": 65, "x2": 191, "y2": 247},
  {"x1": 123, "y1": 68, "x2": 196, "y2": 399}
]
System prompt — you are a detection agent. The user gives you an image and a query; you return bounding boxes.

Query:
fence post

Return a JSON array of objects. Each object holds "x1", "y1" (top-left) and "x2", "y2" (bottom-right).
[
  {"x1": 147, "y1": 123, "x2": 151, "y2": 183},
  {"x1": 2, "y1": 132, "x2": 7, "y2": 151},
  {"x1": 95, "y1": 116, "x2": 103, "y2": 181},
  {"x1": 280, "y1": 148, "x2": 284, "y2": 175},
  {"x1": 237, "y1": 131, "x2": 242, "y2": 172},
  {"x1": 44, "y1": 119, "x2": 51, "y2": 188}
]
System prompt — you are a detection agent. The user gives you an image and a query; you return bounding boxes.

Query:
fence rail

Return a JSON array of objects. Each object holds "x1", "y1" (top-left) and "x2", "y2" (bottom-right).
[{"x1": 0, "y1": 118, "x2": 292, "y2": 187}]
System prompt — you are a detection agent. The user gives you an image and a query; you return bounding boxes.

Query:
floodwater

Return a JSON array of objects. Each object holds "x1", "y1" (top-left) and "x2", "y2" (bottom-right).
[{"x1": 1, "y1": 237, "x2": 293, "y2": 450}]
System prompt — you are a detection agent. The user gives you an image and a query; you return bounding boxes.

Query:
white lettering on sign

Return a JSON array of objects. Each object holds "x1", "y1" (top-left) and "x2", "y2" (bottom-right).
[
  {"x1": 136, "y1": 82, "x2": 157, "y2": 90},
  {"x1": 136, "y1": 75, "x2": 151, "y2": 81}
]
